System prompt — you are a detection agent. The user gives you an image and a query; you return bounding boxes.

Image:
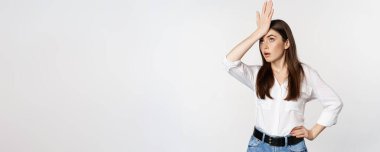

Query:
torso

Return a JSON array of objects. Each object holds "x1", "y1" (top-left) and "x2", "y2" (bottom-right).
[{"x1": 273, "y1": 70, "x2": 288, "y2": 86}]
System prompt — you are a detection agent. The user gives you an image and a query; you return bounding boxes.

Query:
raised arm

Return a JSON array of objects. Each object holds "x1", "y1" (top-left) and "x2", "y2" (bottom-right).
[{"x1": 226, "y1": 0, "x2": 274, "y2": 61}]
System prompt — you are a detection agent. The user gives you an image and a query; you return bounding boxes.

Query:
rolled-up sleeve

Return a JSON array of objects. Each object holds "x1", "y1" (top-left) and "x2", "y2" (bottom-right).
[
  {"x1": 222, "y1": 56, "x2": 259, "y2": 91},
  {"x1": 308, "y1": 68, "x2": 344, "y2": 127}
]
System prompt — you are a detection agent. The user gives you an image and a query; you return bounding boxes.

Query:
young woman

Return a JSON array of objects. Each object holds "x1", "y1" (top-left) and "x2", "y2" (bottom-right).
[{"x1": 222, "y1": 0, "x2": 343, "y2": 152}]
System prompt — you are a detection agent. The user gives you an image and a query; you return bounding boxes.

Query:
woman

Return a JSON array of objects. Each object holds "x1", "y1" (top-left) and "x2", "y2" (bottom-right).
[{"x1": 222, "y1": 0, "x2": 343, "y2": 152}]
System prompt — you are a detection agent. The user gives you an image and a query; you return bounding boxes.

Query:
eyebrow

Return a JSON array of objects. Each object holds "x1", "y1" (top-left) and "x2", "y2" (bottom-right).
[
  {"x1": 265, "y1": 34, "x2": 277, "y2": 38},
  {"x1": 260, "y1": 34, "x2": 277, "y2": 41}
]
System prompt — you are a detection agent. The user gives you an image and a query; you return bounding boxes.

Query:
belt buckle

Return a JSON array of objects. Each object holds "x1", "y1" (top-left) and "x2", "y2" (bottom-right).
[{"x1": 269, "y1": 136, "x2": 286, "y2": 147}]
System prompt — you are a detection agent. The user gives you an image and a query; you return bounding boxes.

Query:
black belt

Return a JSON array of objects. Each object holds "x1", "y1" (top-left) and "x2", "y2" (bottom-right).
[{"x1": 253, "y1": 127, "x2": 304, "y2": 147}]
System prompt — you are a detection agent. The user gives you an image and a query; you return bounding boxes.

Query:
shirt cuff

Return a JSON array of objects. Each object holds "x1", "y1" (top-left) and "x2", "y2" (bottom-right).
[
  {"x1": 222, "y1": 56, "x2": 241, "y2": 71},
  {"x1": 316, "y1": 111, "x2": 338, "y2": 127}
]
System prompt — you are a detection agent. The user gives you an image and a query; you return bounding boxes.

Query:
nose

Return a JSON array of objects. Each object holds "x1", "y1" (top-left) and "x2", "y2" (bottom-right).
[{"x1": 261, "y1": 42, "x2": 269, "y2": 50}]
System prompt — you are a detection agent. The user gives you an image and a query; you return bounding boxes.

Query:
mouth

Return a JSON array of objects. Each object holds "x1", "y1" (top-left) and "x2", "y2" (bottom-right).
[{"x1": 263, "y1": 52, "x2": 271, "y2": 58}]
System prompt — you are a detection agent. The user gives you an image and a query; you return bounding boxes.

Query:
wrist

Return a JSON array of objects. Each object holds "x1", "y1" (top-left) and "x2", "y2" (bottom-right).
[
  {"x1": 253, "y1": 29, "x2": 265, "y2": 38},
  {"x1": 307, "y1": 129, "x2": 315, "y2": 140},
  {"x1": 249, "y1": 30, "x2": 265, "y2": 42},
  {"x1": 308, "y1": 124, "x2": 326, "y2": 141}
]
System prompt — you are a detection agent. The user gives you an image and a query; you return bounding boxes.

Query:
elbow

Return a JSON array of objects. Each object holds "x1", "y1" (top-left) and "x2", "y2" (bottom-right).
[{"x1": 337, "y1": 98, "x2": 344, "y2": 111}]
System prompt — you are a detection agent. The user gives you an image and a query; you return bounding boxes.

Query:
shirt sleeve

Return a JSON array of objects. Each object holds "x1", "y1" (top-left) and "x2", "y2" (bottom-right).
[
  {"x1": 308, "y1": 67, "x2": 344, "y2": 127},
  {"x1": 222, "y1": 55, "x2": 259, "y2": 91}
]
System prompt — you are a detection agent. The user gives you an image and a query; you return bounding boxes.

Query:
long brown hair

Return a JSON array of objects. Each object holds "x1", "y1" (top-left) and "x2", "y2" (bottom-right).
[{"x1": 256, "y1": 19, "x2": 304, "y2": 101}]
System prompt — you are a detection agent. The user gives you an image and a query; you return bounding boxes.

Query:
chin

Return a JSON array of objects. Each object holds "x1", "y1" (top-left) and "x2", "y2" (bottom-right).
[{"x1": 264, "y1": 58, "x2": 274, "y2": 63}]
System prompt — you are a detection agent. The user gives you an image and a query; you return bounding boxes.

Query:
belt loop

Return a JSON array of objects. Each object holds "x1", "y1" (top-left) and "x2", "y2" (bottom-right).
[
  {"x1": 285, "y1": 136, "x2": 288, "y2": 146},
  {"x1": 262, "y1": 132, "x2": 265, "y2": 141}
]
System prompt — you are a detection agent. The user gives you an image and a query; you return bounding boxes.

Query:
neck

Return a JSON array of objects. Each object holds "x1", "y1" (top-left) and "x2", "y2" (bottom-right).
[{"x1": 271, "y1": 54, "x2": 286, "y2": 72}]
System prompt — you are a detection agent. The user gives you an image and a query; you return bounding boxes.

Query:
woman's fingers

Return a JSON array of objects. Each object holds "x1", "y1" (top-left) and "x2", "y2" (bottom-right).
[
  {"x1": 265, "y1": 0, "x2": 273, "y2": 17},
  {"x1": 292, "y1": 130, "x2": 306, "y2": 138},
  {"x1": 291, "y1": 126, "x2": 309, "y2": 138},
  {"x1": 291, "y1": 129, "x2": 305, "y2": 136},
  {"x1": 256, "y1": 11, "x2": 260, "y2": 26},
  {"x1": 258, "y1": 0, "x2": 273, "y2": 21},
  {"x1": 261, "y1": 1, "x2": 267, "y2": 16},
  {"x1": 291, "y1": 126, "x2": 304, "y2": 134},
  {"x1": 291, "y1": 126, "x2": 304, "y2": 130},
  {"x1": 269, "y1": 8, "x2": 274, "y2": 19},
  {"x1": 256, "y1": 0, "x2": 273, "y2": 36}
]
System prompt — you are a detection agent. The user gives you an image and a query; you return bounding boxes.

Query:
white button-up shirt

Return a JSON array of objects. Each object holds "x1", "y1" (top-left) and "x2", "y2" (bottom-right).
[{"x1": 222, "y1": 56, "x2": 343, "y2": 136}]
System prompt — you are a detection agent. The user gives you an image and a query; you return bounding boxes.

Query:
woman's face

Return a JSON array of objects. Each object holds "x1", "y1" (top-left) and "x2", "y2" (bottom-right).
[{"x1": 259, "y1": 29, "x2": 289, "y2": 63}]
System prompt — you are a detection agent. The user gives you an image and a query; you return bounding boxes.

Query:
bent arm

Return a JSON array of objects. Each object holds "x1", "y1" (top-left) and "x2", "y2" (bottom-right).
[
  {"x1": 226, "y1": 30, "x2": 263, "y2": 62},
  {"x1": 309, "y1": 69, "x2": 344, "y2": 127},
  {"x1": 291, "y1": 67, "x2": 343, "y2": 140},
  {"x1": 226, "y1": 0, "x2": 273, "y2": 61}
]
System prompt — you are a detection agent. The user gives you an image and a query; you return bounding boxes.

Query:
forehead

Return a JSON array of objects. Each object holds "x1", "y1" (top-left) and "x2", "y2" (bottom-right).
[{"x1": 263, "y1": 29, "x2": 281, "y2": 38}]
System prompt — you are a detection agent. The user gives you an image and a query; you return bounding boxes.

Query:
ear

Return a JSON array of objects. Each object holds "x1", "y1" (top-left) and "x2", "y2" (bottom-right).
[{"x1": 284, "y1": 39, "x2": 290, "y2": 50}]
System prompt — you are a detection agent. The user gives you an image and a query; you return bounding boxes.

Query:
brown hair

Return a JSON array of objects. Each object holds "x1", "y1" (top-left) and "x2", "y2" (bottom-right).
[{"x1": 256, "y1": 19, "x2": 304, "y2": 101}]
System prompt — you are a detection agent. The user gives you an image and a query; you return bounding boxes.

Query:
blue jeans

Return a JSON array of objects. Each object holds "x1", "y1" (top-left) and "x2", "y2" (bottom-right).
[{"x1": 246, "y1": 132, "x2": 308, "y2": 152}]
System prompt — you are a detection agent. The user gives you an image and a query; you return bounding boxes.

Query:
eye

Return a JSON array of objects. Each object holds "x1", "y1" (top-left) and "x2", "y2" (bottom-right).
[{"x1": 269, "y1": 38, "x2": 275, "y2": 42}]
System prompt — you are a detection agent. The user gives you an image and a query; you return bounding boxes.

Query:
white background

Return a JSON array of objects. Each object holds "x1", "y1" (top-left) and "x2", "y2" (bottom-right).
[{"x1": 1, "y1": 0, "x2": 379, "y2": 151}]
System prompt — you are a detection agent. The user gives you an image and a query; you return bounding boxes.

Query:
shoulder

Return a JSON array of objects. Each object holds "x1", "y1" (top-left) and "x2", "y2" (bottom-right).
[
  {"x1": 300, "y1": 63, "x2": 318, "y2": 76},
  {"x1": 300, "y1": 63, "x2": 322, "y2": 86}
]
